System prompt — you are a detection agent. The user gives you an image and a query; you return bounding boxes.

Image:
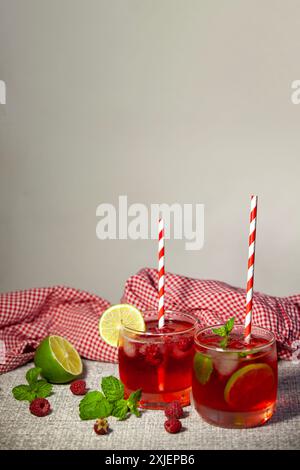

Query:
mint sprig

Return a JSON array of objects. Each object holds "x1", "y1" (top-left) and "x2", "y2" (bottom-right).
[
  {"x1": 111, "y1": 399, "x2": 129, "y2": 420},
  {"x1": 79, "y1": 375, "x2": 141, "y2": 421},
  {"x1": 79, "y1": 391, "x2": 113, "y2": 420},
  {"x1": 127, "y1": 389, "x2": 142, "y2": 417},
  {"x1": 12, "y1": 367, "x2": 52, "y2": 402},
  {"x1": 101, "y1": 376, "x2": 124, "y2": 403},
  {"x1": 26, "y1": 367, "x2": 42, "y2": 385},
  {"x1": 12, "y1": 384, "x2": 36, "y2": 402},
  {"x1": 212, "y1": 317, "x2": 235, "y2": 348}
]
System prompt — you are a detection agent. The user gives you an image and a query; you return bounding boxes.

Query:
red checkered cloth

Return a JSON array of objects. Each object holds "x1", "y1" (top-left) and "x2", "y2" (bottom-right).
[
  {"x1": 0, "y1": 286, "x2": 114, "y2": 374},
  {"x1": 1, "y1": 268, "x2": 299, "y2": 374}
]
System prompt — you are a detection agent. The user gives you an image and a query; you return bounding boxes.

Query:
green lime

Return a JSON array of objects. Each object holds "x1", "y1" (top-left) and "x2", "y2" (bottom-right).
[
  {"x1": 224, "y1": 363, "x2": 275, "y2": 410},
  {"x1": 193, "y1": 352, "x2": 213, "y2": 384},
  {"x1": 34, "y1": 335, "x2": 83, "y2": 384}
]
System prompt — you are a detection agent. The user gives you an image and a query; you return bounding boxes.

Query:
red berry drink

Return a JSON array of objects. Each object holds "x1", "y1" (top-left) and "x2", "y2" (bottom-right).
[
  {"x1": 192, "y1": 324, "x2": 277, "y2": 428},
  {"x1": 118, "y1": 311, "x2": 197, "y2": 409}
]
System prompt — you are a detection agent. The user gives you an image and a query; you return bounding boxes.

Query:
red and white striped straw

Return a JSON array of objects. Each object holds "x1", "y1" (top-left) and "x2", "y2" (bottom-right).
[
  {"x1": 158, "y1": 218, "x2": 165, "y2": 329},
  {"x1": 244, "y1": 195, "x2": 258, "y2": 343}
]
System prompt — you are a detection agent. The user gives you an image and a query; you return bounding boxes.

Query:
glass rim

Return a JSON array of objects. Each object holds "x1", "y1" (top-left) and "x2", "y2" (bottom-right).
[
  {"x1": 120, "y1": 310, "x2": 198, "y2": 337},
  {"x1": 194, "y1": 323, "x2": 276, "y2": 353}
]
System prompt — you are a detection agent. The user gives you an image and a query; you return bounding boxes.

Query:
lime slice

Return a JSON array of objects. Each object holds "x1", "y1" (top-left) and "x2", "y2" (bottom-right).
[
  {"x1": 99, "y1": 304, "x2": 145, "y2": 347},
  {"x1": 34, "y1": 335, "x2": 83, "y2": 384},
  {"x1": 193, "y1": 352, "x2": 213, "y2": 384},
  {"x1": 224, "y1": 363, "x2": 275, "y2": 410}
]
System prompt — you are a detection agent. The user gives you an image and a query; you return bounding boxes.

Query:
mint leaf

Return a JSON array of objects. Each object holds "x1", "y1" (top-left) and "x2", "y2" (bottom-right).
[
  {"x1": 101, "y1": 376, "x2": 124, "y2": 403},
  {"x1": 213, "y1": 317, "x2": 236, "y2": 349},
  {"x1": 79, "y1": 391, "x2": 113, "y2": 420},
  {"x1": 79, "y1": 376, "x2": 143, "y2": 422},
  {"x1": 238, "y1": 349, "x2": 256, "y2": 358},
  {"x1": 127, "y1": 389, "x2": 142, "y2": 417},
  {"x1": 111, "y1": 399, "x2": 128, "y2": 420},
  {"x1": 128, "y1": 388, "x2": 142, "y2": 404},
  {"x1": 12, "y1": 367, "x2": 52, "y2": 402},
  {"x1": 238, "y1": 352, "x2": 247, "y2": 358},
  {"x1": 220, "y1": 337, "x2": 228, "y2": 348},
  {"x1": 212, "y1": 326, "x2": 226, "y2": 337},
  {"x1": 26, "y1": 367, "x2": 42, "y2": 385},
  {"x1": 33, "y1": 380, "x2": 52, "y2": 399},
  {"x1": 225, "y1": 317, "x2": 235, "y2": 335},
  {"x1": 12, "y1": 385, "x2": 36, "y2": 402},
  {"x1": 128, "y1": 405, "x2": 140, "y2": 417},
  {"x1": 13, "y1": 380, "x2": 52, "y2": 401}
]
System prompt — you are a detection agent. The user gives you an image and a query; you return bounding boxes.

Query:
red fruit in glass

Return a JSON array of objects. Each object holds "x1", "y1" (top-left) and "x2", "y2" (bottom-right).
[
  {"x1": 192, "y1": 324, "x2": 278, "y2": 428},
  {"x1": 118, "y1": 311, "x2": 197, "y2": 409}
]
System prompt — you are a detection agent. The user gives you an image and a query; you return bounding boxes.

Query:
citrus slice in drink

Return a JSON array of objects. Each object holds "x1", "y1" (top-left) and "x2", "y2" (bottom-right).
[
  {"x1": 34, "y1": 335, "x2": 83, "y2": 383},
  {"x1": 99, "y1": 304, "x2": 145, "y2": 347},
  {"x1": 224, "y1": 363, "x2": 275, "y2": 410},
  {"x1": 193, "y1": 352, "x2": 213, "y2": 384}
]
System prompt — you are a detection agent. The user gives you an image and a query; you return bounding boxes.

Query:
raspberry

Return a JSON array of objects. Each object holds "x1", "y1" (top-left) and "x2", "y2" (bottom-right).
[
  {"x1": 177, "y1": 336, "x2": 193, "y2": 352},
  {"x1": 144, "y1": 344, "x2": 163, "y2": 366},
  {"x1": 70, "y1": 380, "x2": 87, "y2": 395},
  {"x1": 164, "y1": 418, "x2": 182, "y2": 434},
  {"x1": 29, "y1": 398, "x2": 51, "y2": 417},
  {"x1": 94, "y1": 418, "x2": 109, "y2": 435},
  {"x1": 165, "y1": 401, "x2": 184, "y2": 419}
]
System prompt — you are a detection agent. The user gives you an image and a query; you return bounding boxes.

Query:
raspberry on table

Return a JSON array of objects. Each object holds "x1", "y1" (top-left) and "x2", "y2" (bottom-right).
[
  {"x1": 70, "y1": 380, "x2": 87, "y2": 395},
  {"x1": 165, "y1": 400, "x2": 184, "y2": 419},
  {"x1": 164, "y1": 418, "x2": 182, "y2": 434},
  {"x1": 94, "y1": 418, "x2": 109, "y2": 435},
  {"x1": 29, "y1": 398, "x2": 51, "y2": 417}
]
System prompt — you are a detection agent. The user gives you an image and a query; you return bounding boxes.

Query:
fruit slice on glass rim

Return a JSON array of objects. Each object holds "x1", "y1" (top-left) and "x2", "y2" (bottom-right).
[
  {"x1": 34, "y1": 335, "x2": 83, "y2": 384},
  {"x1": 193, "y1": 352, "x2": 213, "y2": 384},
  {"x1": 224, "y1": 363, "x2": 275, "y2": 410},
  {"x1": 99, "y1": 304, "x2": 146, "y2": 347}
]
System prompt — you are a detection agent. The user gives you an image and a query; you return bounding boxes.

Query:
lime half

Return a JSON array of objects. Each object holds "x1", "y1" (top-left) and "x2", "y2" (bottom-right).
[
  {"x1": 34, "y1": 335, "x2": 83, "y2": 383},
  {"x1": 99, "y1": 304, "x2": 145, "y2": 347},
  {"x1": 224, "y1": 363, "x2": 275, "y2": 410}
]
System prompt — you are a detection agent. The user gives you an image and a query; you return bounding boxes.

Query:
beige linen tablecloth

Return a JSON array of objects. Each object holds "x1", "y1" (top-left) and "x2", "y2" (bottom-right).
[{"x1": 0, "y1": 360, "x2": 299, "y2": 450}]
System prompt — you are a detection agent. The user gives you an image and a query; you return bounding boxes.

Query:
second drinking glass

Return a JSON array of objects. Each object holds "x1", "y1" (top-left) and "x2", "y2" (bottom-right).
[{"x1": 192, "y1": 324, "x2": 278, "y2": 428}]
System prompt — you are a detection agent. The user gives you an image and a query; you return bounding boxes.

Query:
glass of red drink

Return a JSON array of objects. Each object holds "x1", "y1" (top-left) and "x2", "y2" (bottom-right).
[
  {"x1": 118, "y1": 311, "x2": 197, "y2": 409},
  {"x1": 192, "y1": 324, "x2": 277, "y2": 428}
]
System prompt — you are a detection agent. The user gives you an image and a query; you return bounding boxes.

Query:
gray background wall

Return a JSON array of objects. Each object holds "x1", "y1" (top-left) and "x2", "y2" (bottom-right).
[{"x1": 0, "y1": 0, "x2": 299, "y2": 303}]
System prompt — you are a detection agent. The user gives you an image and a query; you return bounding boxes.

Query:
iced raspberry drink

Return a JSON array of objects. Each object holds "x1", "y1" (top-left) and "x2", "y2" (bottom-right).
[
  {"x1": 118, "y1": 311, "x2": 197, "y2": 409},
  {"x1": 192, "y1": 324, "x2": 277, "y2": 428}
]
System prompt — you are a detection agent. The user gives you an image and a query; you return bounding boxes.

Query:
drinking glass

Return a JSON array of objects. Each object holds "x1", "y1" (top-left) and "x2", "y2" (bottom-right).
[
  {"x1": 192, "y1": 324, "x2": 278, "y2": 428},
  {"x1": 118, "y1": 310, "x2": 197, "y2": 409}
]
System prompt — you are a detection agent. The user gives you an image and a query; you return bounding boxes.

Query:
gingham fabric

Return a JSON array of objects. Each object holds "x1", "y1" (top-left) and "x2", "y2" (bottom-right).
[
  {"x1": 0, "y1": 286, "x2": 114, "y2": 374},
  {"x1": 1, "y1": 269, "x2": 299, "y2": 374}
]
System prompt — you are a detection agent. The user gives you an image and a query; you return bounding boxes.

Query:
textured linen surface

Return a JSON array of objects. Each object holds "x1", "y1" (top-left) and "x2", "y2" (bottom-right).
[
  {"x1": 0, "y1": 360, "x2": 299, "y2": 450},
  {"x1": 1, "y1": 268, "x2": 300, "y2": 373}
]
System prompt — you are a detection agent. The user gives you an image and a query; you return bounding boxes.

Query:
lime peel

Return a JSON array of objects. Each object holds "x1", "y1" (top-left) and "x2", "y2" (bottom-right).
[{"x1": 34, "y1": 335, "x2": 83, "y2": 384}]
